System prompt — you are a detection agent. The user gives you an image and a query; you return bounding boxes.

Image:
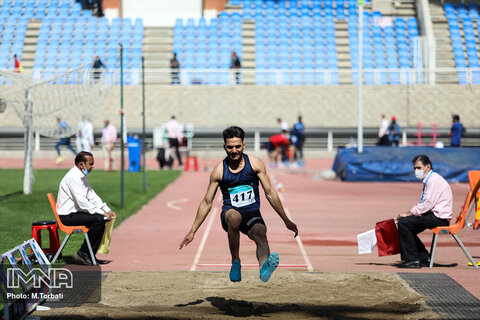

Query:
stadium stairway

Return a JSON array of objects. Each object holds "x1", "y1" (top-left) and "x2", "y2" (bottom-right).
[
  {"x1": 21, "y1": 18, "x2": 41, "y2": 71},
  {"x1": 336, "y1": 18, "x2": 351, "y2": 84},
  {"x1": 430, "y1": 0, "x2": 457, "y2": 84},
  {"x1": 142, "y1": 26, "x2": 174, "y2": 84}
]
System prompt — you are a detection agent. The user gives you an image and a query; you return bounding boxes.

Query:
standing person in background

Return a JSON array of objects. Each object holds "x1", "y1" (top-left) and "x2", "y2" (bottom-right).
[
  {"x1": 92, "y1": 56, "x2": 106, "y2": 82},
  {"x1": 101, "y1": 120, "x2": 117, "y2": 171},
  {"x1": 277, "y1": 118, "x2": 288, "y2": 132},
  {"x1": 55, "y1": 117, "x2": 77, "y2": 165},
  {"x1": 291, "y1": 115, "x2": 305, "y2": 161},
  {"x1": 377, "y1": 114, "x2": 390, "y2": 146},
  {"x1": 13, "y1": 54, "x2": 23, "y2": 74},
  {"x1": 92, "y1": 0, "x2": 104, "y2": 17},
  {"x1": 388, "y1": 116, "x2": 402, "y2": 147},
  {"x1": 449, "y1": 114, "x2": 464, "y2": 147},
  {"x1": 165, "y1": 115, "x2": 183, "y2": 166},
  {"x1": 170, "y1": 53, "x2": 180, "y2": 85},
  {"x1": 76, "y1": 116, "x2": 95, "y2": 152},
  {"x1": 230, "y1": 51, "x2": 242, "y2": 84}
]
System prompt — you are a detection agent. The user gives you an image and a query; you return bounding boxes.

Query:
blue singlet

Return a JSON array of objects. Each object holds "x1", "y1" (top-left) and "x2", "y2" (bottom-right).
[{"x1": 219, "y1": 154, "x2": 261, "y2": 213}]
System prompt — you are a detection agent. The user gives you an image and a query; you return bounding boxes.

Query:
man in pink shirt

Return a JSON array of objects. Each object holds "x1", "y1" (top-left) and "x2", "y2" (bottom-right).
[
  {"x1": 101, "y1": 119, "x2": 117, "y2": 171},
  {"x1": 165, "y1": 115, "x2": 183, "y2": 166},
  {"x1": 396, "y1": 155, "x2": 452, "y2": 268}
]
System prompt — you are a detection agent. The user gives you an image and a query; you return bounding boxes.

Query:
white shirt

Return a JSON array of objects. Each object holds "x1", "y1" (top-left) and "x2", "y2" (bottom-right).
[
  {"x1": 57, "y1": 166, "x2": 111, "y2": 216},
  {"x1": 165, "y1": 118, "x2": 182, "y2": 141},
  {"x1": 79, "y1": 121, "x2": 94, "y2": 145},
  {"x1": 378, "y1": 118, "x2": 389, "y2": 138},
  {"x1": 280, "y1": 121, "x2": 289, "y2": 131}
]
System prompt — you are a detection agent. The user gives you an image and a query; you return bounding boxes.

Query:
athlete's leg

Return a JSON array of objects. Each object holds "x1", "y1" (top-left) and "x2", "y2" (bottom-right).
[
  {"x1": 224, "y1": 209, "x2": 242, "y2": 262},
  {"x1": 248, "y1": 223, "x2": 270, "y2": 266}
]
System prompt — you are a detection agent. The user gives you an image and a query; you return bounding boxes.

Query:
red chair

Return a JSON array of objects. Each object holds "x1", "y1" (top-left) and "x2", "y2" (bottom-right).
[
  {"x1": 31, "y1": 220, "x2": 60, "y2": 256},
  {"x1": 47, "y1": 193, "x2": 97, "y2": 265},
  {"x1": 428, "y1": 175, "x2": 479, "y2": 269}
]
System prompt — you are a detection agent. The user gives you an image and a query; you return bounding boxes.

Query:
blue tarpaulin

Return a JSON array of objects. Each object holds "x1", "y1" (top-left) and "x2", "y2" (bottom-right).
[{"x1": 332, "y1": 146, "x2": 480, "y2": 182}]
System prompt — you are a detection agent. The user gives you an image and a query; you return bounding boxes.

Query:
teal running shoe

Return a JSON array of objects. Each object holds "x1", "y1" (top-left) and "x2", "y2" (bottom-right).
[
  {"x1": 259, "y1": 252, "x2": 279, "y2": 282},
  {"x1": 229, "y1": 259, "x2": 241, "y2": 282}
]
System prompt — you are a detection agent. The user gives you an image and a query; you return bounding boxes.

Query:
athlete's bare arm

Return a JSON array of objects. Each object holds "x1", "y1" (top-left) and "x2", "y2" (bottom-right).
[
  {"x1": 179, "y1": 162, "x2": 223, "y2": 249},
  {"x1": 250, "y1": 156, "x2": 298, "y2": 237}
]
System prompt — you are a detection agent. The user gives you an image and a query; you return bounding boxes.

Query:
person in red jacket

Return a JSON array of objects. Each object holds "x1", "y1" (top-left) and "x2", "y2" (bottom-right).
[
  {"x1": 13, "y1": 54, "x2": 23, "y2": 74},
  {"x1": 268, "y1": 131, "x2": 295, "y2": 167}
]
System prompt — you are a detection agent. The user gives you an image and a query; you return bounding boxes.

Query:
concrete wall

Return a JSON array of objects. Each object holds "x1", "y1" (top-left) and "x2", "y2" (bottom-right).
[{"x1": 1, "y1": 85, "x2": 480, "y2": 131}]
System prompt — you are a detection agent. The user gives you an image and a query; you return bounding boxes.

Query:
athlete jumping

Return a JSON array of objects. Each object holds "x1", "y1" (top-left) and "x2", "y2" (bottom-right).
[{"x1": 179, "y1": 126, "x2": 298, "y2": 282}]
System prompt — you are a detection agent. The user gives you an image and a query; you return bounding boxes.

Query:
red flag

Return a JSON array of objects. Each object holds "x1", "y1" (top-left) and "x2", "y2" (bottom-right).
[{"x1": 375, "y1": 219, "x2": 400, "y2": 256}]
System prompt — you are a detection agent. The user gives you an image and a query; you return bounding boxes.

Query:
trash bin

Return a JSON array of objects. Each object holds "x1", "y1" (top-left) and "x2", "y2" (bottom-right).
[{"x1": 127, "y1": 135, "x2": 141, "y2": 172}]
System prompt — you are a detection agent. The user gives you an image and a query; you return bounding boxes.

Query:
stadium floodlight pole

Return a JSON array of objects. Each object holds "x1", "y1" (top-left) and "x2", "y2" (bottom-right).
[
  {"x1": 119, "y1": 43, "x2": 125, "y2": 208},
  {"x1": 141, "y1": 56, "x2": 146, "y2": 193},
  {"x1": 357, "y1": 0, "x2": 364, "y2": 153}
]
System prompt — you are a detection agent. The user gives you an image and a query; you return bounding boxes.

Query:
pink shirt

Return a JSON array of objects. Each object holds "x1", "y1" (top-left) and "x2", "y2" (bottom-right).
[
  {"x1": 410, "y1": 171, "x2": 453, "y2": 220},
  {"x1": 101, "y1": 124, "x2": 117, "y2": 144},
  {"x1": 165, "y1": 119, "x2": 182, "y2": 141}
]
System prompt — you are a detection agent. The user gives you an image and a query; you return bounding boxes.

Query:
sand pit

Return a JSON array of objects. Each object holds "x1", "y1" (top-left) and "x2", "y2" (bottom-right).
[{"x1": 33, "y1": 271, "x2": 439, "y2": 319}]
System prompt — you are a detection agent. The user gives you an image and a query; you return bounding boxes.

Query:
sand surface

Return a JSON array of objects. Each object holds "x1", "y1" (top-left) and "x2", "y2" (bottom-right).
[{"x1": 33, "y1": 270, "x2": 439, "y2": 319}]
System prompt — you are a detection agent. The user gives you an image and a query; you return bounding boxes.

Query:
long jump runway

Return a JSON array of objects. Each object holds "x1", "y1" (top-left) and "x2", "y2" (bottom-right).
[{"x1": 32, "y1": 157, "x2": 480, "y2": 319}]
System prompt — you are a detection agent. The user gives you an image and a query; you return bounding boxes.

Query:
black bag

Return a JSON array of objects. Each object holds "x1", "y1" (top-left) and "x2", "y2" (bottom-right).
[{"x1": 156, "y1": 148, "x2": 173, "y2": 169}]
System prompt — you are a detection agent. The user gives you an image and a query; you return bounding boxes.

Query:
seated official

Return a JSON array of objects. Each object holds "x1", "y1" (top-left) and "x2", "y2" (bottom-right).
[
  {"x1": 395, "y1": 155, "x2": 452, "y2": 268},
  {"x1": 57, "y1": 151, "x2": 116, "y2": 265}
]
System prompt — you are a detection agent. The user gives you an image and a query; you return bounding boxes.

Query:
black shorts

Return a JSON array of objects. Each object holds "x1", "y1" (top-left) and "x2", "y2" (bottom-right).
[{"x1": 220, "y1": 209, "x2": 266, "y2": 235}]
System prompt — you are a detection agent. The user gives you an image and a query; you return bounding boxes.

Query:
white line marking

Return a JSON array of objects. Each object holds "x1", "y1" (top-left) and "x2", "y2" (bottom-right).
[
  {"x1": 166, "y1": 198, "x2": 188, "y2": 210},
  {"x1": 197, "y1": 263, "x2": 308, "y2": 268},
  {"x1": 190, "y1": 207, "x2": 217, "y2": 271},
  {"x1": 285, "y1": 207, "x2": 314, "y2": 272}
]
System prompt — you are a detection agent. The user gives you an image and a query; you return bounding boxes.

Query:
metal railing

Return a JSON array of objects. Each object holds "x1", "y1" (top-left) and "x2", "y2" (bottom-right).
[
  {"x1": 2, "y1": 67, "x2": 479, "y2": 85},
  {"x1": 1, "y1": 127, "x2": 478, "y2": 152}
]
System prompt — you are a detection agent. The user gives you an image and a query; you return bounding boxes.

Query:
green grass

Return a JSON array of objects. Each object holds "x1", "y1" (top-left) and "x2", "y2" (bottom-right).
[
  {"x1": 1, "y1": 168, "x2": 181, "y2": 316},
  {"x1": 0, "y1": 168, "x2": 181, "y2": 259}
]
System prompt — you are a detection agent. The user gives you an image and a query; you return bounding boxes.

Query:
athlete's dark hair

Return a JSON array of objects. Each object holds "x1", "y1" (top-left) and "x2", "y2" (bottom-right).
[
  {"x1": 75, "y1": 151, "x2": 93, "y2": 165},
  {"x1": 412, "y1": 154, "x2": 433, "y2": 170},
  {"x1": 222, "y1": 126, "x2": 245, "y2": 143}
]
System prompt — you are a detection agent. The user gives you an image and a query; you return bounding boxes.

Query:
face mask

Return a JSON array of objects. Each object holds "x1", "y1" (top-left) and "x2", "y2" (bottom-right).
[
  {"x1": 415, "y1": 169, "x2": 425, "y2": 180},
  {"x1": 82, "y1": 163, "x2": 89, "y2": 176}
]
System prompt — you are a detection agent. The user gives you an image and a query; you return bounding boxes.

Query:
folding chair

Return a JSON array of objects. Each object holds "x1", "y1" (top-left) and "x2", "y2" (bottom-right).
[
  {"x1": 429, "y1": 177, "x2": 480, "y2": 269},
  {"x1": 467, "y1": 171, "x2": 480, "y2": 230},
  {"x1": 47, "y1": 193, "x2": 97, "y2": 265}
]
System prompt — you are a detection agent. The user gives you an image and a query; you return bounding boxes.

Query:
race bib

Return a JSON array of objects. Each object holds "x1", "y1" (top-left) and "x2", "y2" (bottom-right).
[{"x1": 229, "y1": 184, "x2": 256, "y2": 208}]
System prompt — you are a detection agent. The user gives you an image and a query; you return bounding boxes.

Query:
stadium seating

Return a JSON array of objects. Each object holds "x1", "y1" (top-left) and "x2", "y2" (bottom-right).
[
  {"x1": 445, "y1": 2, "x2": 480, "y2": 84},
  {"x1": 174, "y1": 13, "x2": 243, "y2": 85},
  {"x1": 0, "y1": 0, "x2": 144, "y2": 85}
]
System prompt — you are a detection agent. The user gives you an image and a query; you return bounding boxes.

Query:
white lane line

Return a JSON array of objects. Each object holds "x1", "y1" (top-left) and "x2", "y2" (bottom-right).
[
  {"x1": 166, "y1": 198, "x2": 188, "y2": 210},
  {"x1": 197, "y1": 263, "x2": 308, "y2": 268},
  {"x1": 190, "y1": 207, "x2": 218, "y2": 271},
  {"x1": 278, "y1": 191, "x2": 314, "y2": 272},
  {"x1": 284, "y1": 207, "x2": 314, "y2": 272}
]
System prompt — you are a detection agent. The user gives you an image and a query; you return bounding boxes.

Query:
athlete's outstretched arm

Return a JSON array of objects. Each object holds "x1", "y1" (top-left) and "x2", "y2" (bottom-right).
[
  {"x1": 251, "y1": 157, "x2": 298, "y2": 237},
  {"x1": 179, "y1": 164, "x2": 221, "y2": 249}
]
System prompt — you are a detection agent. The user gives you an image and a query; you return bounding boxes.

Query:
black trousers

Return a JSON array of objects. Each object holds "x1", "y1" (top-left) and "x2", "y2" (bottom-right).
[
  {"x1": 60, "y1": 212, "x2": 106, "y2": 256},
  {"x1": 397, "y1": 211, "x2": 449, "y2": 262},
  {"x1": 168, "y1": 138, "x2": 183, "y2": 165}
]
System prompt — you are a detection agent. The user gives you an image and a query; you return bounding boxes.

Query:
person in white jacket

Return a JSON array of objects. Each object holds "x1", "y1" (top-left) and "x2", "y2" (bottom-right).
[{"x1": 76, "y1": 116, "x2": 94, "y2": 152}]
